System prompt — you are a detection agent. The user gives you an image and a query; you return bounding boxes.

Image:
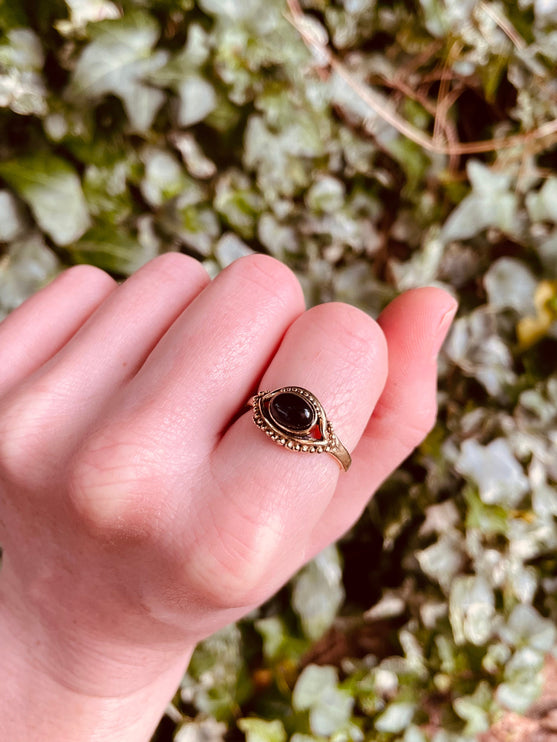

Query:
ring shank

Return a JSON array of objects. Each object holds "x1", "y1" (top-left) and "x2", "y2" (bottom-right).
[{"x1": 330, "y1": 441, "x2": 351, "y2": 472}]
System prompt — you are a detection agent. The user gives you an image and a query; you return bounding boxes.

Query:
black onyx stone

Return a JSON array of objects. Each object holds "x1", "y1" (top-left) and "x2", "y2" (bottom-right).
[{"x1": 269, "y1": 392, "x2": 315, "y2": 432}]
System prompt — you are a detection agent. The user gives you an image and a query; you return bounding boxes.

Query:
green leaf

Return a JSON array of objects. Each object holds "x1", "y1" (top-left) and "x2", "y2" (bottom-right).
[
  {"x1": 441, "y1": 161, "x2": 520, "y2": 242},
  {"x1": 0, "y1": 0, "x2": 28, "y2": 32},
  {"x1": 182, "y1": 624, "x2": 249, "y2": 722},
  {"x1": 214, "y1": 170, "x2": 265, "y2": 239},
  {"x1": 0, "y1": 154, "x2": 90, "y2": 246},
  {"x1": 177, "y1": 75, "x2": 217, "y2": 127},
  {"x1": 374, "y1": 702, "x2": 416, "y2": 733},
  {"x1": 0, "y1": 29, "x2": 47, "y2": 115},
  {"x1": 0, "y1": 189, "x2": 26, "y2": 241},
  {"x1": 254, "y1": 616, "x2": 309, "y2": 665},
  {"x1": 309, "y1": 688, "x2": 354, "y2": 736},
  {"x1": 140, "y1": 147, "x2": 200, "y2": 208},
  {"x1": 68, "y1": 225, "x2": 156, "y2": 274},
  {"x1": 291, "y1": 545, "x2": 344, "y2": 641},
  {"x1": 292, "y1": 665, "x2": 354, "y2": 736},
  {"x1": 237, "y1": 719, "x2": 286, "y2": 742},
  {"x1": 484, "y1": 258, "x2": 537, "y2": 315},
  {"x1": 526, "y1": 177, "x2": 557, "y2": 223},
  {"x1": 464, "y1": 487, "x2": 509, "y2": 535},
  {"x1": 66, "y1": 11, "x2": 168, "y2": 132},
  {"x1": 55, "y1": 0, "x2": 120, "y2": 36},
  {"x1": 453, "y1": 681, "x2": 492, "y2": 735},
  {"x1": 499, "y1": 604, "x2": 556, "y2": 652},
  {"x1": 456, "y1": 439, "x2": 529, "y2": 508},
  {"x1": 305, "y1": 176, "x2": 346, "y2": 214},
  {"x1": 0, "y1": 232, "x2": 60, "y2": 319},
  {"x1": 449, "y1": 576, "x2": 495, "y2": 646},
  {"x1": 215, "y1": 233, "x2": 253, "y2": 268},
  {"x1": 293, "y1": 666, "x2": 339, "y2": 712},
  {"x1": 496, "y1": 647, "x2": 545, "y2": 713}
]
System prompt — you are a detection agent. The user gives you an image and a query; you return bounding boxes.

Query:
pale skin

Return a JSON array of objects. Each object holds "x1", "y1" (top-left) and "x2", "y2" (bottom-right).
[{"x1": 0, "y1": 253, "x2": 457, "y2": 741}]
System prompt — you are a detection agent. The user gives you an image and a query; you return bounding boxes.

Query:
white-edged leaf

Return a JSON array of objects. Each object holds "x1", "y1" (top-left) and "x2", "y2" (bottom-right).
[{"x1": 0, "y1": 155, "x2": 90, "y2": 245}]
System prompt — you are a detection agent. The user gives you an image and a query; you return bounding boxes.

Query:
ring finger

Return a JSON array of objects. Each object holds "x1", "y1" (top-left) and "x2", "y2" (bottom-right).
[{"x1": 203, "y1": 301, "x2": 388, "y2": 602}]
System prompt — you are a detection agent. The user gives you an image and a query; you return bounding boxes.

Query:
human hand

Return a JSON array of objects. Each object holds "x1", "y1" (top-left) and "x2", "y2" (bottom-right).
[{"x1": 0, "y1": 254, "x2": 456, "y2": 740}]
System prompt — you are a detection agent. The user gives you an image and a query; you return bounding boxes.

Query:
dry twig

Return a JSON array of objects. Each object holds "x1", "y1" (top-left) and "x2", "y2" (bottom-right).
[{"x1": 285, "y1": 0, "x2": 557, "y2": 157}]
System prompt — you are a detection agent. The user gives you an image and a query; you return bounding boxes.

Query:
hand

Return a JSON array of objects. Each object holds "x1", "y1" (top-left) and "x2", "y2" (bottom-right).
[{"x1": 0, "y1": 253, "x2": 456, "y2": 740}]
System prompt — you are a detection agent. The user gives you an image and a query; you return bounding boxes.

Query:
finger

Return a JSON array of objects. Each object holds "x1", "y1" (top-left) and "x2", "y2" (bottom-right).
[
  {"x1": 32, "y1": 252, "x2": 210, "y2": 396},
  {"x1": 64, "y1": 255, "x2": 306, "y2": 538},
  {"x1": 308, "y1": 287, "x2": 457, "y2": 552},
  {"x1": 0, "y1": 265, "x2": 116, "y2": 398},
  {"x1": 0, "y1": 254, "x2": 210, "y2": 481},
  {"x1": 200, "y1": 301, "x2": 388, "y2": 604},
  {"x1": 114, "y1": 254, "x2": 306, "y2": 446}
]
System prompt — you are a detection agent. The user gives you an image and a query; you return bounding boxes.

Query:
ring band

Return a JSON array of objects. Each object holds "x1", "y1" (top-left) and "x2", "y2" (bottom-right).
[{"x1": 248, "y1": 386, "x2": 351, "y2": 472}]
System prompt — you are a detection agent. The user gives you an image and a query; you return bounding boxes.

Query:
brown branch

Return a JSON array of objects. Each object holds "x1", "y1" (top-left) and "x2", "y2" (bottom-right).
[
  {"x1": 285, "y1": 0, "x2": 557, "y2": 157},
  {"x1": 478, "y1": 1, "x2": 527, "y2": 50}
]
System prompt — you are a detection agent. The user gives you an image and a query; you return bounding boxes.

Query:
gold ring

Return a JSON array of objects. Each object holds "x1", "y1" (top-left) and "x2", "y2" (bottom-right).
[{"x1": 248, "y1": 386, "x2": 351, "y2": 472}]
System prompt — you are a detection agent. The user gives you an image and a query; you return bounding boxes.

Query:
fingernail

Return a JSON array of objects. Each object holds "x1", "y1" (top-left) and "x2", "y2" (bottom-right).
[{"x1": 433, "y1": 299, "x2": 458, "y2": 355}]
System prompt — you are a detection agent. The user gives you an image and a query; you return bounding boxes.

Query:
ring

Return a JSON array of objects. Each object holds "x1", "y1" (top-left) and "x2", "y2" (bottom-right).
[{"x1": 248, "y1": 386, "x2": 351, "y2": 472}]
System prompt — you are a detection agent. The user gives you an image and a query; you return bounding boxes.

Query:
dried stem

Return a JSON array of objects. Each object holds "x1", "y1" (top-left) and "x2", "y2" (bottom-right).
[
  {"x1": 285, "y1": 0, "x2": 557, "y2": 156},
  {"x1": 478, "y1": 1, "x2": 527, "y2": 50}
]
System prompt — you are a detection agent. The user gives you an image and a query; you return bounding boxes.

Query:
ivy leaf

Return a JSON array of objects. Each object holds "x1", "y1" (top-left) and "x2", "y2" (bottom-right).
[
  {"x1": 0, "y1": 154, "x2": 90, "y2": 246},
  {"x1": 417, "y1": 531, "x2": 466, "y2": 593},
  {"x1": 499, "y1": 604, "x2": 556, "y2": 652},
  {"x1": 441, "y1": 160, "x2": 520, "y2": 242},
  {"x1": 0, "y1": 29, "x2": 47, "y2": 116},
  {"x1": 174, "y1": 717, "x2": 226, "y2": 742},
  {"x1": 496, "y1": 647, "x2": 545, "y2": 713},
  {"x1": 0, "y1": 189, "x2": 27, "y2": 241},
  {"x1": 181, "y1": 624, "x2": 249, "y2": 722},
  {"x1": 375, "y1": 702, "x2": 416, "y2": 734},
  {"x1": 484, "y1": 258, "x2": 537, "y2": 315},
  {"x1": 453, "y1": 681, "x2": 492, "y2": 736},
  {"x1": 456, "y1": 439, "x2": 529, "y2": 508},
  {"x1": 66, "y1": 11, "x2": 168, "y2": 132},
  {"x1": 177, "y1": 75, "x2": 217, "y2": 127},
  {"x1": 56, "y1": 0, "x2": 120, "y2": 36},
  {"x1": 291, "y1": 545, "x2": 344, "y2": 641},
  {"x1": 140, "y1": 147, "x2": 201, "y2": 209},
  {"x1": 69, "y1": 224, "x2": 157, "y2": 275},
  {"x1": 293, "y1": 665, "x2": 354, "y2": 736},
  {"x1": 526, "y1": 177, "x2": 557, "y2": 223},
  {"x1": 449, "y1": 576, "x2": 495, "y2": 646},
  {"x1": 0, "y1": 233, "x2": 60, "y2": 319},
  {"x1": 237, "y1": 719, "x2": 286, "y2": 742},
  {"x1": 215, "y1": 233, "x2": 253, "y2": 268}
]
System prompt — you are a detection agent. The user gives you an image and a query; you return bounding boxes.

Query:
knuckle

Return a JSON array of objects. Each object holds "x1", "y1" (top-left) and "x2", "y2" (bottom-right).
[
  {"x1": 63, "y1": 263, "x2": 116, "y2": 291},
  {"x1": 144, "y1": 252, "x2": 209, "y2": 287},
  {"x1": 227, "y1": 254, "x2": 304, "y2": 310},
  {"x1": 184, "y1": 489, "x2": 282, "y2": 611},
  {"x1": 67, "y1": 433, "x2": 166, "y2": 541},
  {"x1": 312, "y1": 302, "x2": 385, "y2": 364},
  {"x1": 0, "y1": 391, "x2": 50, "y2": 486}
]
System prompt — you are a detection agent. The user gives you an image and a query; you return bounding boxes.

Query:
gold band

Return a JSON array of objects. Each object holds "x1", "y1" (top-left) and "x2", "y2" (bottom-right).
[{"x1": 248, "y1": 387, "x2": 352, "y2": 472}]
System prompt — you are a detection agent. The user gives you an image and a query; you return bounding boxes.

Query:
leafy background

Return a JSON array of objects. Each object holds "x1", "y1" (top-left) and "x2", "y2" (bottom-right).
[{"x1": 1, "y1": 0, "x2": 557, "y2": 740}]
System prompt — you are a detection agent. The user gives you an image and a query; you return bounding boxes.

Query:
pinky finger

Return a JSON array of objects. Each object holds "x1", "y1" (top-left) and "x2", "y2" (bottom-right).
[
  {"x1": 306, "y1": 287, "x2": 457, "y2": 554},
  {"x1": 0, "y1": 265, "x2": 116, "y2": 398}
]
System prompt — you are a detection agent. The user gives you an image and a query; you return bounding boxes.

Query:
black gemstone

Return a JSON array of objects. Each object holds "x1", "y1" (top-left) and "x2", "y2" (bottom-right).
[{"x1": 269, "y1": 392, "x2": 316, "y2": 432}]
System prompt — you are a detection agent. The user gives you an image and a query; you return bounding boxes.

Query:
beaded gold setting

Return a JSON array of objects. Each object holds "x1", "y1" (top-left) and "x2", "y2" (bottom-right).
[{"x1": 248, "y1": 386, "x2": 351, "y2": 472}]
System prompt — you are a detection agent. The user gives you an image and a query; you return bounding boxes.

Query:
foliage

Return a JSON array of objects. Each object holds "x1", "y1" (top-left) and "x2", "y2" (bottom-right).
[{"x1": 1, "y1": 0, "x2": 557, "y2": 740}]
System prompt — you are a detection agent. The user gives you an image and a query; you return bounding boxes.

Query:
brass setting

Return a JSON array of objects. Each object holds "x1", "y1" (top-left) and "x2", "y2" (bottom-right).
[{"x1": 248, "y1": 386, "x2": 351, "y2": 472}]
